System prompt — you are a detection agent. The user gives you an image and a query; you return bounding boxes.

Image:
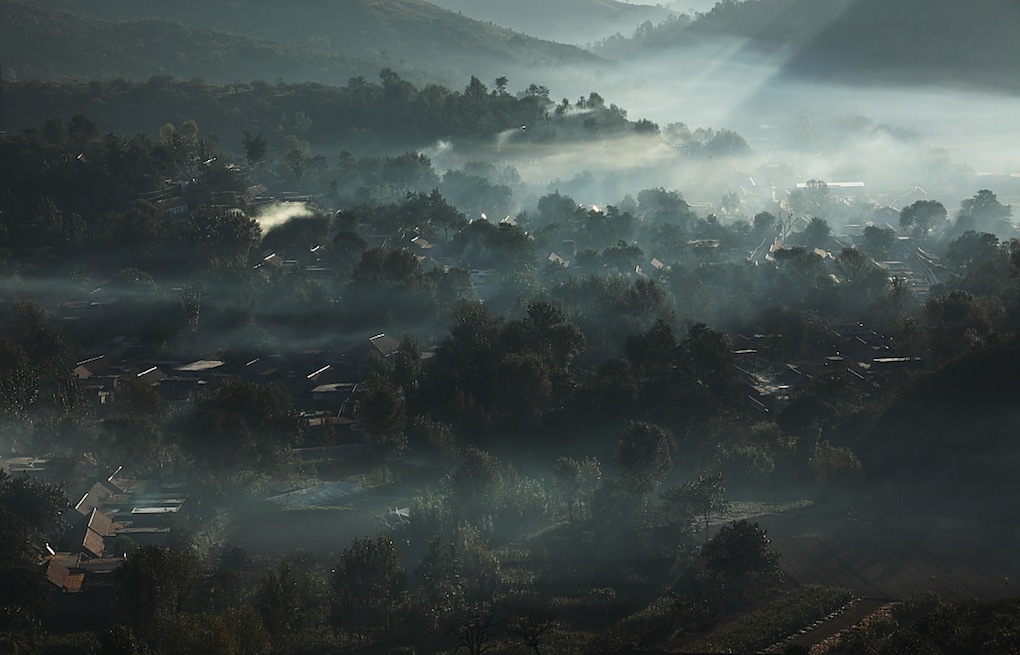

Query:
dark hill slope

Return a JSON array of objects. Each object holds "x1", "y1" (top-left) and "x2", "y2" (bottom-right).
[
  {"x1": 599, "y1": 0, "x2": 1020, "y2": 94},
  {"x1": 857, "y1": 339, "x2": 1020, "y2": 518},
  {"x1": 31, "y1": 0, "x2": 604, "y2": 84},
  {"x1": 0, "y1": 1, "x2": 415, "y2": 85},
  {"x1": 781, "y1": 0, "x2": 1020, "y2": 93}
]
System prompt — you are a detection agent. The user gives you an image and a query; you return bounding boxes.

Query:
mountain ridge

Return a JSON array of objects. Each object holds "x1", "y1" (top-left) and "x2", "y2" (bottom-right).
[
  {"x1": 0, "y1": 0, "x2": 428, "y2": 86},
  {"x1": 27, "y1": 0, "x2": 607, "y2": 84}
]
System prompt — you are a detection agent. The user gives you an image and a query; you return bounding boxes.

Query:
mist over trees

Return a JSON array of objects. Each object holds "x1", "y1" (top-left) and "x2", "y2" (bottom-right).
[{"x1": 2, "y1": 0, "x2": 1020, "y2": 653}]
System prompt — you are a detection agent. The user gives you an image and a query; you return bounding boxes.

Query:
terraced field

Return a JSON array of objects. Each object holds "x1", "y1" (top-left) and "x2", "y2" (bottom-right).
[{"x1": 773, "y1": 532, "x2": 1017, "y2": 602}]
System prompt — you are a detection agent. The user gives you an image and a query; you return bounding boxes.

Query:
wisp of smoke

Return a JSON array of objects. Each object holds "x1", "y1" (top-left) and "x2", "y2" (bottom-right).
[
  {"x1": 255, "y1": 202, "x2": 314, "y2": 234},
  {"x1": 423, "y1": 139, "x2": 458, "y2": 171}
]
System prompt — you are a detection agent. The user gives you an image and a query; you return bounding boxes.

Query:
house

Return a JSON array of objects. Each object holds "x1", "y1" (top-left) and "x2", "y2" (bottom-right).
[
  {"x1": 44, "y1": 559, "x2": 85, "y2": 593},
  {"x1": 872, "y1": 206, "x2": 901, "y2": 225},
  {"x1": 156, "y1": 197, "x2": 189, "y2": 216},
  {"x1": 173, "y1": 360, "x2": 225, "y2": 377},
  {"x1": 73, "y1": 355, "x2": 112, "y2": 380},
  {"x1": 548, "y1": 252, "x2": 568, "y2": 267},
  {"x1": 134, "y1": 365, "x2": 168, "y2": 386},
  {"x1": 344, "y1": 334, "x2": 401, "y2": 376},
  {"x1": 74, "y1": 481, "x2": 116, "y2": 517},
  {"x1": 66, "y1": 507, "x2": 115, "y2": 559}
]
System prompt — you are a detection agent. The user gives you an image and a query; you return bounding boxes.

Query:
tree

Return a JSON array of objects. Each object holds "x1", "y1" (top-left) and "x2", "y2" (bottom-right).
[
  {"x1": 392, "y1": 333, "x2": 423, "y2": 394},
  {"x1": 182, "y1": 378, "x2": 301, "y2": 470},
  {"x1": 505, "y1": 609, "x2": 556, "y2": 655},
  {"x1": 797, "y1": 216, "x2": 832, "y2": 250},
  {"x1": 944, "y1": 230, "x2": 1000, "y2": 271},
  {"x1": 493, "y1": 352, "x2": 552, "y2": 427},
  {"x1": 900, "y1": 200, "x2": 947, "y2": 243},
  {"x1": 663, "y1": 474, "x2": 730, "y2": 541},
  {"x1": 789, "y1": 179, "x2": 832, "y2": 219},
  {"x1": 255, "y1": 562, "x2": 303, "y2": 638},
  {"x1": 752, "y1": 211, "x2": 779, "y2": 238},
  {"x1": 0, "y1": 338, "x2": 39, "y2": 423},
  {"x1": 700, "y1": 520, "x2": 782, "y2": 601},
  {"x1": 922, "y1": 289, "x2": 997, "y2": 362},
  {"x1": 625, "y1": 319, "x2": 677, "y2": 379},
  {"x1": 346, "y1": 247, "x2": 436, "y2": 327},
  {"x1": 448, "y1": 608, "x2": 498, "y2": 655},
  {"x1": 0, "y1": 473, "x2": 70, "y2": 631},
  {"x1": 862, "y1": 224, "x2": 896, "y2": 260},
  {"x1": 356, "y1": 373, "x2": 407, "y2": 457},
  {"x1": 111, "y1": 375, "x2": 169, "y2": 421},
  {"x1": 0, "y1": 472, "x2": 69, "y2": 541},
  {"x1": 835, "y1": 246, "x2": 890, "y2": 315},
  {"x1": 417, "y1": 523, "x2": 500, "y2": 610},
  {"x1": 332, "y1": 536, "x2": 405, "y2": 640},
  {"x1": 614, "y1": 421, "x2": 673, "y2": 495},
  {"x1": 601, "y1": 240, "x2": 644, "y2": 273},
  {"x1": 704, "y1": 129, "x2": 750, "y2": 157},
  {"x1": 678, "y1": 323, "x2": 736, "y2": 395},
  {"x1": 552, "y1": 457, "x2": 581, "y2": 523},
  {"x1": 957, "y1": 189, "x2": 1013, "y2": 235},
  {"x1": 184, "y1": 206, "x2": 261, "y2": 268},
  {"x1": 810, "y1": 440, "x2": 862, "y2": 487},
  {"x1": 447, "y1": 447, "x2": 504, "y2": 523},
  {"x1": 241, "y1": 132, "x2": 267, "y2": 168},
  {"x1": 114, "y1": 544, "x2": 202, "y2": 634}
]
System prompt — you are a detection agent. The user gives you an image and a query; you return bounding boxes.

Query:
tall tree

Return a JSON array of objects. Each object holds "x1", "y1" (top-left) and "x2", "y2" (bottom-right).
[
  {"x1": 332, "y1": 536, "x2": 406, "y2": 640},
  {"x1": 700, "y1": 520, "x2": 782, "y2": 601},
  {"x1": 356, "y1": 373, "x2": 407, "y2": 457},
  {"x1": 114, "y1": 544, "x2": 202, "y2": 635},
  {"x1": 957, "y1": 189, "x2": 1013, "y2": 235},
  {"x1": 899, "y1": 199, "x2": 947, "y2": 243},
  {"x1": 614, "y1": 421, "x2": 673, "y2": 495}
]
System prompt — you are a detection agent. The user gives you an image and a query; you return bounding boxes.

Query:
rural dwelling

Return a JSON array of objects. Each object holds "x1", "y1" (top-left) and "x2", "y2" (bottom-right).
[
  {"x1": 156, "y1": 196, "x2": 188, "y2": 216},
  {"x1": 344, "y1": 333, "x2": 401, "y2": 376}
]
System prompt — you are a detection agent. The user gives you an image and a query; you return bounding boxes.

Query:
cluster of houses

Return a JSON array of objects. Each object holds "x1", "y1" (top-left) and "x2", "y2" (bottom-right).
[
  {"x1": 69, "y1": 332, "x2": 412, "y2": 450},
  {"x1": 0, "y1": 456, "x2": 188, "y2": 623},
  {"x1": 732, "y1": 321, "x2": 923, "y2": 415}
]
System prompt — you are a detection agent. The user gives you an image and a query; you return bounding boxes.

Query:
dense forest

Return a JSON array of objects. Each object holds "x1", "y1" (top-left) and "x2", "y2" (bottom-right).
[{"x1": 2, "y1": 0, "x2": 1020, "y2": 654}]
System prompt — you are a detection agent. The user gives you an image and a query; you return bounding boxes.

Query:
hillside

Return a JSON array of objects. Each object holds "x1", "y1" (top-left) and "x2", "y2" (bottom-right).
[
  {"x1": 29, "y1": 0, "x2": 605, "y2": 85},
  {"x1": 597, "y1": 0, "x2": 1020, "y2": 94},
  {"x1": 781, "y1": 0, "x2": 1020, "y2": 93},
  {"x1": 856, "y1": 338, "x2": 1020, "y2": 518},
  {"x1": 424, "y1": 0, "x2": 674, "y2": 44},
  {"x1": 0, "y1": 1, "x2": 421, "y2": 86}
]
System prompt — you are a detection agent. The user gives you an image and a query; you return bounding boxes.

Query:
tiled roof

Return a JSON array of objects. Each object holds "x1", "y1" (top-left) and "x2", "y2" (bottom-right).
[
  {"x1": 75, "y1": 481, "x2": 114, "y2": 516},
  {"x1": 82, "y1": 528, "x2": 106, "y2": 558},
  {"x1": 87, "y1": 508, "x2": 114, "y2": 537},
  {"x1": 44, "y1": 560, "x2": 70, "y2": 588},
  {"x1": 64, "y1": 572, "x2": 85, "y2": 592}
]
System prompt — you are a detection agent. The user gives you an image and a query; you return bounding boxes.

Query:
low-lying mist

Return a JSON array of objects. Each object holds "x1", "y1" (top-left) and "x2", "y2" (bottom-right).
[{"x1": 443, "y1": 35, "x2": 1019, "y2": 215}]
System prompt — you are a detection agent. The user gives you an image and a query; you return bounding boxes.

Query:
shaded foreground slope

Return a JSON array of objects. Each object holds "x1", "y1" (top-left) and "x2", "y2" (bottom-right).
[{"x1": 857, "y1": 337, "x2": 1020, "y2": 518}]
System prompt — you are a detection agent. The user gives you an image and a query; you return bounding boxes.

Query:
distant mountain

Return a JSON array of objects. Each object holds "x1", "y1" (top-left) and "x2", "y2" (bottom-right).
[
  {"x1": 425, "y1": 0, "x2": 674, "y2": 44},
  {"x1": 29, "y1": 0, "x2": 606, "y2": 85},
  {"x1": 0, "y1": 1, "x2": 422, "y2": 86},
  {"x1": 598, "y1": 0, "x2": 1020, "y2": 94},
  {"x1": 780, "y1": 0, "x2": 1020, "y2": 93}
]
